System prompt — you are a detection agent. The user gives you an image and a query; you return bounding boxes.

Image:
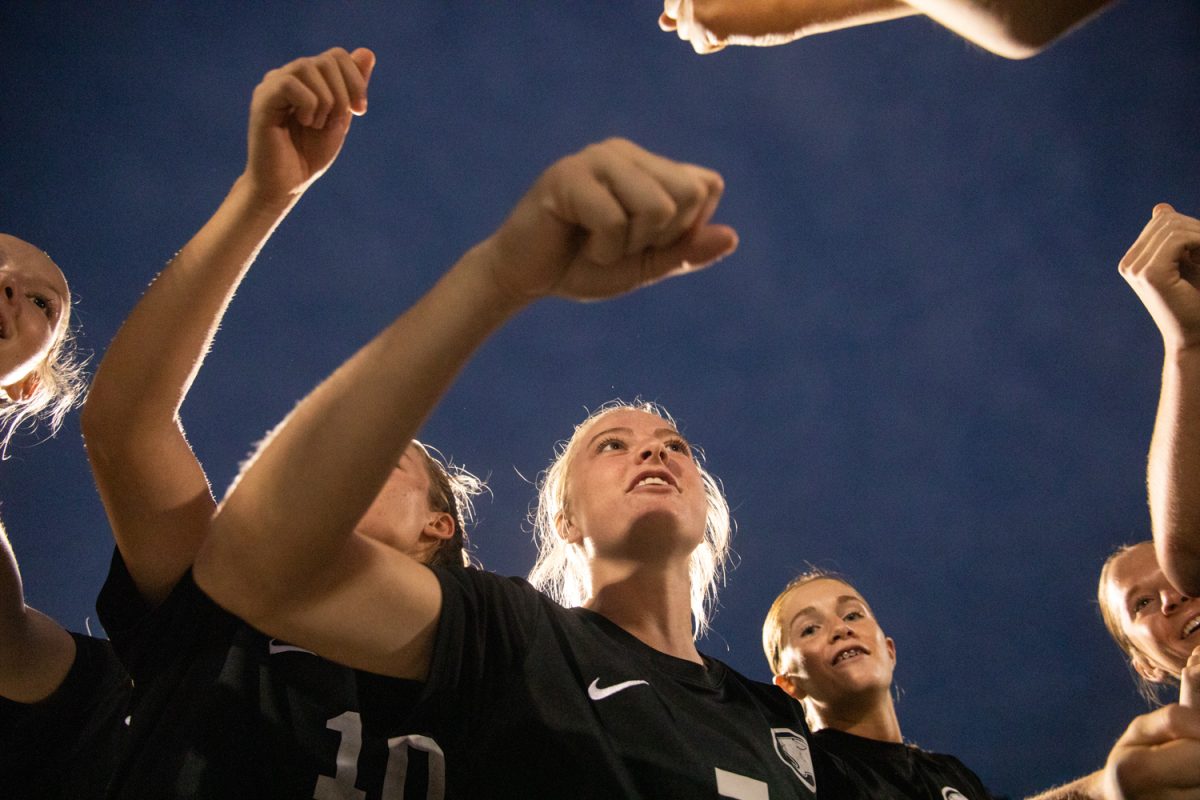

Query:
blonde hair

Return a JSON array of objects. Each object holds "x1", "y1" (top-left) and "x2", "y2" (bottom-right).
[
  {"x1": 1098, "y1": 541, "x2": 1174, "y2": 706},
  {"x1": 0, "y1": 275, "x2": 87, "y2": 456},
  {"x1": 413, "y1": 440, "x2": 487, "y2": 568},
  {"x1": 528, "y1": 400, "x2": 731, "y2": 638}
]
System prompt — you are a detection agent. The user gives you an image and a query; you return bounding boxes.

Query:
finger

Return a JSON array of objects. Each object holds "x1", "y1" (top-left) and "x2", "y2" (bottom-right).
[
  {"x1": 659, "y1": 11, "x2": 678, "y2": 31},
  {"x1": 1121, "y1": 704, "x2": 1200, "y2": 747},
  {"x1": 548, "y1": 168, "x2": 632, "y2": 266},
  {"x1": 595, "y1": 158, "x2": 681, "y2": 257},
  {"x1": 349, "y1": 47, "x2": 376, "y2": 113},
  {"x1": 625, "y1": 149, "x2": 724, "y2": 247},
  {"x1": 1121, "y1": 215, "x2": 1181, "y2": 281},
  {"x1": 640, "y1": 223, "x2": 738, "y2": 285},
  {"x1": 1144, "y1": 223, "x2": 1200, "y2": 284},
  {"x1": 255, "y1": 73, "x2": 321, "y2": 129},
  {"x1": 316, "y1": 54, "x2": 353, "y2": 127},
  {"x1": 293, "y1": 59, "x2": 336, "y2": 129},
  {"x1": 1156, "y1": 202, "x2": 1177, "y2": 217},
  {"x1": 1182, "y1": 646, "x2": 1200, "y2": 708}
]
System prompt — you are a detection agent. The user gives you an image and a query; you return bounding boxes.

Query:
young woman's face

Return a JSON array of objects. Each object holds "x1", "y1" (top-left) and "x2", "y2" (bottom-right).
[
  {"x1": 561, "y1": 408, "x2": 707, "y2": 564},
  {"x1": 776, "y1": 579, "x2": 896, "y2": 705},
  {"x1": 354, "y1": 442, "x2": 445, "y2": 560},
  {"x1": 0, "y1": 235, "x2": 69, "y2": 390},
  {"x1": 1103, "y1": 541, "x2": 1200, "y2": 681}
]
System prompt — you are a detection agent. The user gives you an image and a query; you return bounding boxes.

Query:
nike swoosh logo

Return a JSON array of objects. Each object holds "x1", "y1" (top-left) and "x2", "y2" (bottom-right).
[
  {"x1": 268, "y1": 639, "x2": 317, "y2": 656},
  {"x1": 587, "y1": 678, "x2": 649, "y2": 701}
]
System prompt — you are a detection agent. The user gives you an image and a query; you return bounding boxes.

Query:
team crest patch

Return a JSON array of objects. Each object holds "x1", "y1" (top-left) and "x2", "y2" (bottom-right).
[
  {"x1": 941, "y1": 789, "x2": 968, "y2": 800},
  {"x1": 770, "y1": 728, "x2": 816, "y2": 792}
]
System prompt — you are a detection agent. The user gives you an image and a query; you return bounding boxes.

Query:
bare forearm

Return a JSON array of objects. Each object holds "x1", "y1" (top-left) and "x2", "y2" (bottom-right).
[
  {"x1": 81, "y1": 177, "x2": 297, "y2": 602},
  {"x1": 904, "y1": 0, "x2": 1113, "y2": 58},
  {"x1": 83, "y1": 176, "x2": 294, "y2": 446},
  {"x1": 1149, "y1": 348, "x2": 1200, "y2": 595},
  {"x1": 1026, "y1": 770, "x2": 1103, "y2": 800},
  {"x1": 201, "y1": 240, "x2": 524, "y2": 609},
  {"x1": 693, "y1": 0, "x2": 916, "y2": 41}
]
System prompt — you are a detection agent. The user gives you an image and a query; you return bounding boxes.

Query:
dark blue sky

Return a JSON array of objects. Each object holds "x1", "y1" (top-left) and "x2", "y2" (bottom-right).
[{"x1": 3, "y1": 1, "x2": 1198, "y2": 794}]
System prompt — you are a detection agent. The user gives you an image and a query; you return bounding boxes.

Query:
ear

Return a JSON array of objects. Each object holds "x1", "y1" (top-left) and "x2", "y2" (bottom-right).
[
  {"x1": 1131, "y1": 653, "x2": 1169, "y2": 684},
  {"x1": 885, "y1": 636, "x2": 897, "y2": 665},
  {"x1": 423, "y1": 511, "x2": 455, "y2": 542},
  {"x1": 1, "y1": 373, "x2": 38, "y2": 402},
  {"x1": 556, "y1": 510, "x2": 582, "y2": 545},
  {"x1": 773, "y1": 674, "x2": 805, "y2": 702}
]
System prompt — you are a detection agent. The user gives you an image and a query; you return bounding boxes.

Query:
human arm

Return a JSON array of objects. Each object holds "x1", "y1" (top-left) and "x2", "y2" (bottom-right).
[
  {"x1": 660, "y1": 0, "x2": 1112, "y2": 59},
  {"x1": 1026, "y1": 772, "x2": 1104, "y2": 800},
  {"x1": 193, "y1": 137, "x2": 737, "y2": 680},
  {"x1": 0, "y1": 517, "x2": 75, "y2": 703},
  {"x1": 1118, "y1": 204, "x2": 1200, "y2": 595},
  {"x1": 80, "y1": 47, "x2": 374, "y2": 607},
  {"x1": 1099, "y1": 705, "x2": 1200, "y2": 798}
]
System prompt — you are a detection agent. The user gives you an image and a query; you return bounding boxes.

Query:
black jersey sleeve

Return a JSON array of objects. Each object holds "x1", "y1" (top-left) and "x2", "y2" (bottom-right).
[
  {"x1": 417, "y1": 566, "x2": 546, "y2": 727},
  {"x1": 96, "y1": 549, "x2": 237, "y2": 682}
]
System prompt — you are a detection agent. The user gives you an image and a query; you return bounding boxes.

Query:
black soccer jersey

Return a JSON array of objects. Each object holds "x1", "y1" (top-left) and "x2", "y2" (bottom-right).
[
  {"x1": 97, "y1": 551, "x2": 427, "y2": 800},
  {"x1": 394, "y1": 565, "x2": 835, "y2": 799},
  {"x1": 0, "y1": 632, "x2": 131, "y2": 800},
  {"x1": 812, "y1": 728, "x2": 996, "y2": 799}
]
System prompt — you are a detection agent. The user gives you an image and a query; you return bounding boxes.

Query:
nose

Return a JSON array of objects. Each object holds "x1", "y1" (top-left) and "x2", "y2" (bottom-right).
[
  {"x1": 637, "y1": 439, "x2": 669, "y2": 463},
  {"x1": 1161, "y1": 587, "x2": 1190, "y2": 614},
  {"x1": 830, "y1": 623, "x2": 854, "y2": 642}
]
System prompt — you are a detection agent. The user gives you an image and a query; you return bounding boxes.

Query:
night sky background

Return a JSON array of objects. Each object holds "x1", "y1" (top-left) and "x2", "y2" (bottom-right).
[{"x1": 3, "y1": 1, "x2": 1199, "y2": 794}]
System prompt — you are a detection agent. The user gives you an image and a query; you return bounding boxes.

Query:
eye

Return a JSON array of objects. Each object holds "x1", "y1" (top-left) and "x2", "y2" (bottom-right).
[
  {"x1": 595, "y1": 437, "x2": 626, "y2": 453},
  {"x1": 1132, "y1": 596, "x2": 1153, "y2": 615},
  {"x1": 798, "y1": 624, "x2": 817, "y2": 638},
  {"x1": 844, "y1": 610, "x2": 864, "y2": 622},
  {"x1": 28, "y1": 293, "x2": 53, "y2": 319},
  {"x1": 665, "y1": 437, "x2": 691, "y2": 455}
]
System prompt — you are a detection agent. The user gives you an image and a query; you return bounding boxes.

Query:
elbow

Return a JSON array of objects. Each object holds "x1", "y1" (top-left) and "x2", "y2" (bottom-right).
[
  {"x1": 193, "y1": 525, "x2": 278, "y2": 628},
  {"x1": 981, "y1": 24, "x2": 1052, "y2": 60},
  {"x1": 1158, "y1": 538, "x2": 1200, "y2": 597}
]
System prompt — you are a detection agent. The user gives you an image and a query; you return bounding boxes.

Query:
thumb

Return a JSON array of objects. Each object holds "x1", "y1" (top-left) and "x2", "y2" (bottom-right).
[
  {"x1": 351, "y1": 48, "x2": 377, "y2": 114},
  {"x1": 644, "y1": 224, "x2": 738, "y2": 283}
]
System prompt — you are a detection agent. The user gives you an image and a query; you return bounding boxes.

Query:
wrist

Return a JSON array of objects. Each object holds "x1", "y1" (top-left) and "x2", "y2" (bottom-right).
[
  {"x1": 459, "y1": 235, "x2": 544, "y2": 316},
  {"x1": 232, "y1": 173, "x2": 304, "y2": 217}
]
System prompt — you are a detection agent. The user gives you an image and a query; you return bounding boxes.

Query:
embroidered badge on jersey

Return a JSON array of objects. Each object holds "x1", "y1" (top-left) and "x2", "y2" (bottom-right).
[
  {"x1": 770, "y1": 728, "x2": 816, "y2": 792},
  {"x1": 942, "y1": 788, "x2": 969, "y2": 800}
]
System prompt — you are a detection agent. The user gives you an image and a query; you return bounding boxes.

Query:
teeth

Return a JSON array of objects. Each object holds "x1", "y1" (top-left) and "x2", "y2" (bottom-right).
[
  {"x1": 1184, "y1": 615, "x2": 1200, "y2": 638},
  {"x1": 834, "y1": 648, "x2": 864, "y2": 664},
  {"x1": 637, "y1": 476, "x2": 669, "y2": 487}
]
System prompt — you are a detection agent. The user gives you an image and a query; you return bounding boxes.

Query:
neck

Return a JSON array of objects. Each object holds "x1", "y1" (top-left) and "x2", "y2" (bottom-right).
[
  {"x1": 808, "y1": 688, "x2": 902, "y2": 743},
  {"x1": 585, "y1": 557, "x2": 701, "y2": 664}
]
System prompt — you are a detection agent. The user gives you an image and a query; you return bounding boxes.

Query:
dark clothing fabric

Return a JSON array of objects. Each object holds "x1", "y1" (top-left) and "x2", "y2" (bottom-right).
[
  {"x1": 0, "y1": 632, "x2": 131, "y2": 800},
  {"x1": 97, "y1": 550, "x2": 424, "y2": 799},
  {"x1": 813, "y1": 728, "x2": 996, "y2": 799},
  {"x1": 391, "y1": 564, "x2": 835, "y2": 799}
]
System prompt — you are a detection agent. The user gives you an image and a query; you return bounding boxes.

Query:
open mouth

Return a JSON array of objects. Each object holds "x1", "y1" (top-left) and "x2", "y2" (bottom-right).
[
  {"x1": 628, "y1": 470, "x2": 678, "y2": 491},
  {"x1": 831, "y1": 646, "x2": 869, "y2": 665},
  {"x1": 1182, "y1": 613, "x2": 1200, "y2": 639}
]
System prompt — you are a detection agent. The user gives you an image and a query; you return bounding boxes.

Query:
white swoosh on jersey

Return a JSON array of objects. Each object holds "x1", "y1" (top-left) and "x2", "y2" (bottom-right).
[
  {"x1": 587, "y1": 678, "x2": 650, "y2": 701},
  {"x1": 268, "y1": 639, "x2": 317, "y2": 656}
]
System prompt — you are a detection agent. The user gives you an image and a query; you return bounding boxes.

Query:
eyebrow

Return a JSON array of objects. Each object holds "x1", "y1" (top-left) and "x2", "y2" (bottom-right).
[
  {"x1": 785, "y1": 595, "x2": 864, "y2": 631},
  {"x1": 585, "y1": 426, "x2": 684, "y2": 450}
]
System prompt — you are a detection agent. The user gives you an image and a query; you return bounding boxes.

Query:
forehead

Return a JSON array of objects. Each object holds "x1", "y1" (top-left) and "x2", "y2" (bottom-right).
[
  {"x1": 781, "y1": 578, "x2": 861, "y2": 618},
  {"x1": 576, "y1": 408, "x2": 676, "y2": 442},
  {"x1": 1105, "y1": 543, "x2": 1161, "y2": 606},
  {"x1": 0, "y1": 235, "x2": 69, "y2": 295}
]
